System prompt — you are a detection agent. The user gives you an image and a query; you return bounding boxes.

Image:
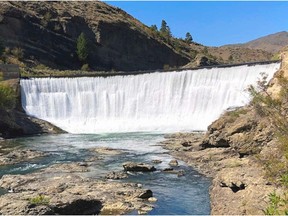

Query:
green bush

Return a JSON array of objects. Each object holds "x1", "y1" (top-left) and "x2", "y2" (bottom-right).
[
  {"x1": 29, "y1": 195, "x2": 50, "y2": 206},
  {"x1": 163, "y1": 64, "x2": 170, "y2": 70},
  {"x1": 81, "y1": 63, "x2": 90, "y2": 71},
  {"x1": 226, "y1": 108, "x2": 248, "y2": 118},
  {"x1": 11, "y1": 47, "x2": 24, "y2": 60},
  {"x1": 0, "y1": 83, "x2": 16, "y2": 110},
  {"x1": 34, "y1": 64, "x2": 50, "y2": 70},
  {"x1": 41, "y1": 12, "x2": 52, "y2": 27},
  {"x1": 264, "y1": 192, "x2": 288, "y2": 215}
]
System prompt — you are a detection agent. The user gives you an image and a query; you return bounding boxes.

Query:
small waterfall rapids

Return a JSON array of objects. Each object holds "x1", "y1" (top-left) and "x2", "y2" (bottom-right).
[{"x1": 20, "y1": 63, "x2": 280, "y2": 133}]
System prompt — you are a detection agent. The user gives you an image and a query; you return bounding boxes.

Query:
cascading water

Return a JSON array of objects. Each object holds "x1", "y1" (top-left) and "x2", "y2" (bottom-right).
[{"x1": 20, "y1": 63, "x2": 280, "y2": 134}]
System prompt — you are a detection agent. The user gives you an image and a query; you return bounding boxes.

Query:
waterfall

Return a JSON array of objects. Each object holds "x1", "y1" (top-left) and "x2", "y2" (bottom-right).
[{"x1": 20, "y1": 63, "x2": 280, "y2": 133}]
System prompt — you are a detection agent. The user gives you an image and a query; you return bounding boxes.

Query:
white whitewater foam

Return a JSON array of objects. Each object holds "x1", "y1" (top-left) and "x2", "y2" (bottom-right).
[{"x1": 20, "y1": 63, "x2": 280, "y2": 133}]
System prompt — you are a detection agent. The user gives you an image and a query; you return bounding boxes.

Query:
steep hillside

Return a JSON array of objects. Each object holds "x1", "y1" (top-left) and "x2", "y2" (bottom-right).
[
  {"x1": 0, "y1": 1, "x2": 189, "y2": 71},
  {"x1": 0, "y1": 1, "x2": 278, "y2": 73},
  {"x1": 224, "y1": 31, "x2": 288, "y2": 54},
  {"x1": 207, "y1": 46, "x2": 273, "y2": 64}
]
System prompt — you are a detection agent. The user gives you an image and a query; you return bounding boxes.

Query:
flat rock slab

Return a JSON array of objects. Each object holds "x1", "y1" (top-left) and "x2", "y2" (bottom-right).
[
  {"x1": 0, "y1": 162, "x2": 154, "y2": 215},
  {"x1": 0, "y1": 149, "x2": 46, "y2": 166},
  {"x1": 90, "y1": 147, "x2": 123, "y2": 155},
  {"x1": 105, "y1": 171, "x2": 129, "y2": 180}
]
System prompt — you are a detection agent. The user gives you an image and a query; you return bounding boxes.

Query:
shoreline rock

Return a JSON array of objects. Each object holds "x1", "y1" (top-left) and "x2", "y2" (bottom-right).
[
  {"x1": 0, "y1": 149, "x2": 46, "y2": 166},
  {"x1": 0, "y1": 161, "x2": 155, "y2": 215},
  {"x1": 160, "y1": 130, "x2": 275, "y2": 215}
]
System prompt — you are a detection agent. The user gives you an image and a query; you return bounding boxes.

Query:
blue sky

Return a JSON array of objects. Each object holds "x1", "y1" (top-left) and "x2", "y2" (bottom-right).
[{"x1": 105, "y1": 1, "x2": 288, "y2": 47}]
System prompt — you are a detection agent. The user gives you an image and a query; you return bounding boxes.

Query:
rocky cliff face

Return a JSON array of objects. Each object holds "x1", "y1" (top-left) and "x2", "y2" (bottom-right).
[{"x1": 0, "y1": 1, "x2": 189, "y2": 71}]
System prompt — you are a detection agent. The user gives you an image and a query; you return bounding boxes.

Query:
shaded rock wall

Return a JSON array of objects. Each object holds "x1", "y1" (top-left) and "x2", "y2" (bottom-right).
[{"x1": 0, "y1": 79, "x2": 64, "y2": 139}]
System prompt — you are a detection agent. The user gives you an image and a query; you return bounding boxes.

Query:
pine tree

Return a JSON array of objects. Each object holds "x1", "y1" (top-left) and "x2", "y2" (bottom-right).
[
  {"x1": 76, "y1": 33, "x2": 88, "y2": 62},
  {"x1": 160, "y1": 20, "x2": 172, "y2": 41},
  {"x1": 150, "y1": 24, "x2": 158, "y2": 32},
  {"x1": 160, "y1": 20, "x2": 168, "y2": 34},
  {"x1": 185, "y1": 32, "x2": 193, "y2": 44}
]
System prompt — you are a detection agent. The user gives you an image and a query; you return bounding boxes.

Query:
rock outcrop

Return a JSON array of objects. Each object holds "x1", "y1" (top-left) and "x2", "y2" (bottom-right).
[
  {"x1": 0, "y1": 1, "x2": 189, "y2": 71},
  {"x1": 201, "y1": 107, "x2": 274, "y2": 157},
  {"x1": 161, "y1": 130, "x2": 276, "y2": 214},
  {"x1": 0, "y1": 108, "x2": 64, "y2": 139},
  {"x1": 0, "y1": 79, "x2": 65, "y2": 139}
]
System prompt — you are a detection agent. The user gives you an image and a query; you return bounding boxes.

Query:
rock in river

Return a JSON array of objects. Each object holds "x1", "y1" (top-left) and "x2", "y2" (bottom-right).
[
  {"x1": 123, "y1": 162, "x2": 156, "y2": 172},
  {"x1": 105, "y1": 171, "x2": 129, "y2": 180},
  {"x1": 169, "y1": 159, "x2": 179, "y2": 167},
  {"x1": 0, "y1": 149, "x2": 46, "y2": 166}
]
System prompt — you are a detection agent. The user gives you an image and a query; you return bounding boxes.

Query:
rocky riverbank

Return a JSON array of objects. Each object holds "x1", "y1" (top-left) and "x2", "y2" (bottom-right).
[
  {"x1": 161, "y1": 134, "x2": 272, "y2": 214},
  {"x1": 0, "y1": 162, "x2": 155, "y2": 215},
  {"x1": 0, "y1": 146, "x2": 157, "y2": 215}
]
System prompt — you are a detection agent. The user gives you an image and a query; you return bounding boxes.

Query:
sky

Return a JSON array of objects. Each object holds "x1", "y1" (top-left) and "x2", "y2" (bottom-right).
[{"x1": 105, "y1": 1, "x2": 288, "y2": 47}]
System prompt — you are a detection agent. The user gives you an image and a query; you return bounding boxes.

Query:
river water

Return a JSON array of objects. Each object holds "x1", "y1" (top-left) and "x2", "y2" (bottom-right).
[{"x1": 0, "y1": 133, "x2": 211, "y2": 215}]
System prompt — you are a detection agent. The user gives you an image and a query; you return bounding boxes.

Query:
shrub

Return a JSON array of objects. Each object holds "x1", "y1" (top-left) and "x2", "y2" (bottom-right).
[
  {"x1": 264, "y1": 192, "x2": 288, "y2": 215},
  {"x1": 81, "y1": 63, "x2": 90, "y2": 71},
  {"x1": 41, "y1": 12, "x2": 52, "y2": 27},
  {"x1": 163, "y1": 64, "x2": 170, "y2": 70},
  {"x1": 226, "y1": 108, "x2": 248, "y2": 118},
  {"x1": 29, "y1": 195, "x2": 50, "y2": 206},
  {"x1": 228, "y1": 55, "x2": 233, "y2": 62},
  {"x1": 34, "y1": 64, "x2": 50, "y2": 70},
  {"x1": 0, "y1": 83, "x2": 16, "y2": 109},
  {"x1": 11, "y1": 47, "x2": 24, "y2": 60}
]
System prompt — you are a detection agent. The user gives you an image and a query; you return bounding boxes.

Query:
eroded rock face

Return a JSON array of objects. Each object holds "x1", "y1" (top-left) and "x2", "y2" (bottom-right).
[
  {"x1": 201, "y1": 107, "x2": 273, "y2": 157},
  {"x1": 160, "y1": 106, "x2": 278, "y2": 214},
  {"x1": 0, "y1": 162, "x2": 154, "y2": 215},
  {"x1": 0, "y1": 1, "x2": 189, "y2": 71}
]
